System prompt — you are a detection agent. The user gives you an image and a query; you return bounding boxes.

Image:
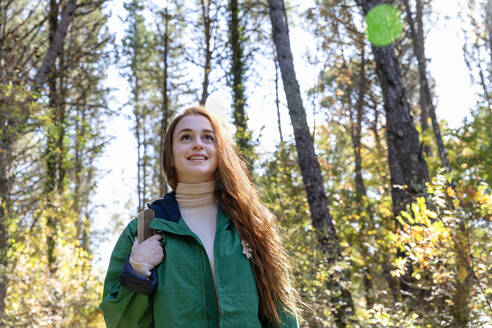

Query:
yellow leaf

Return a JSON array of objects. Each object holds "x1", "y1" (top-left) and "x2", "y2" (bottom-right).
[
  {"x1": 446, "y1": 186, "x2": 456, "y2": 198},
  {"x1": 458, "y1": 266, "x2": 468, "y2": 282}
]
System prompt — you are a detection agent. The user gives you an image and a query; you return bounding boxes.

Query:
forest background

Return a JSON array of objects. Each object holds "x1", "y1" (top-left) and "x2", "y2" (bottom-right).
[{"x1": 0, "y1": 0, "x2": 490, "y2": 327}]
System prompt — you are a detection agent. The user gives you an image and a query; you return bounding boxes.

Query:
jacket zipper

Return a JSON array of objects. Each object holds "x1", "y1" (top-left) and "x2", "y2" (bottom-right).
[
  {"x1": 189, "y1": 218, "x2": 222, "y2": 327},
  {"x1": 214, "y1": 235, "x2": 222, "y2": 328},
  {"x1": 198, "y1": 245, "x2": 210, "y2": 328}
]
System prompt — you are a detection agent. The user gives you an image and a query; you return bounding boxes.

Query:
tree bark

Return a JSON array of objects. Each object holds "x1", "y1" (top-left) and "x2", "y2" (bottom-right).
[
  {"x1": 349, "y1": 45, "x2": 374, "y2": 308},
  {"x1": 451, "y1": 221, "x2": 472, "y2": 326},
  {"x1": 33, "y1": 0, "x2": 77, "y2": 90},
  {"x1": 268, "y1": 0, "x2": 354, "y2": 326},
  {"x1": 0, "y1": 133, "x2": 12, "y2": 323},
  {"x1": 200, "y1": 0, "x2": 212, "y2": 105},
  {"x1": 229, "y1": 0, "x2": 254, "y2": 167},
  {"x1": 357, "y1": 0, "x2": 429, "y2": 217},
  {"x1": 45, "y1": 0, "x2": 66, "y2": 275},
  {"x1": 136, "y1": 102, "x2": 143, "y2": 210},
  {"x1": 0, "y1": 0, "x2": 76, "y2": 315},
  {"x1": 357, "y1": 0, "x2": 431, "y2": 302},
  {"x1": 403, "y1": 0, "x2": 450, "y2": 170},
  {"x1": 274, "y1": 58, "x2": 284, "y2": 145},
  {"x1": 159, "y1": 9, "x2": 170, "y2": 197},
  {"x1": 351, "y1": 47, "x2": 367, "y2": 200}
]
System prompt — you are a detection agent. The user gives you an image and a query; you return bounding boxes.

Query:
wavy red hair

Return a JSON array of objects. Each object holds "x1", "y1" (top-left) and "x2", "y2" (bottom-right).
[{"x1": 161, "y1": 106, "x2": 300, "y2": 326}]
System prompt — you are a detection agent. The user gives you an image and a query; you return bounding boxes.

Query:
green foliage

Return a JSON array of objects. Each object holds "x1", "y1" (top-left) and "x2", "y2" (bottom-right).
[
  {"x1": 256, "y1": 115, "x2": 491, "y2": 327},
  {"x1": 385, "y1": 175, "x2": 491, "y2": 327},
  {"x1": 3, "y1": 195, "x2": 104, "y2": 327},
  {"x1": 449, "y1": 106, "x2": 492, "y2": 187},
  {"x1": 2, "y1": 0, "x2": 491, "y2": 327}
]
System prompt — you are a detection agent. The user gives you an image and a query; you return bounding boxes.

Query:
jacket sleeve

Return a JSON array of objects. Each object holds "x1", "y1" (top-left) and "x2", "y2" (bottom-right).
[
  {"x1": 273, "y1": 268, "x2": 300, "y2": 328},
  {"x1": 99, "y1": 219, "x2": 155, "y2": 328},
  {"x1": 278, "y1": 307, "x2": 300, "y2": 328},
  {"x1": 262, "y1": 306, "x2": 299, "y2": 328}
]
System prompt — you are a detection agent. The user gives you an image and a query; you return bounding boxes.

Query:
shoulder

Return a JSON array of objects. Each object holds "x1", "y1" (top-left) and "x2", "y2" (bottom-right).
[
  {"x1": 126, "y1": 217, "x2": 139, "y2": 235},
  {"x1": 113, "y1": 218, "x2": 138, "y2": 249}
]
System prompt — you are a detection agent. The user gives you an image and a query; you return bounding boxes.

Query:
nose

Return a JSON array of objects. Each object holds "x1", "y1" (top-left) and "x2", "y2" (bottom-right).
[
  {"x1": 192, "y1": 144, "x2": 203, "y2": 150},
  {"x1": 192, "y1": 139, "x2": 203, "y2": 150}
]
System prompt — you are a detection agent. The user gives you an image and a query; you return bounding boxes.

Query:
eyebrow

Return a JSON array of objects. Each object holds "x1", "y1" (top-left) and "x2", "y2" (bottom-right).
[{"x1": 176, "y1": 128, "x2": 214, "y2": 135}]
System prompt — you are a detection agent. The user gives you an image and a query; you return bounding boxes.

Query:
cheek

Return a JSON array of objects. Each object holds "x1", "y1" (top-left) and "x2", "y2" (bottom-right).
[
  {"x1": 210, "y1": 149, "x2": 218, "y2": 168},
  {"x1": 172, "y1": 146, "x2": 183, "y2": 166}
]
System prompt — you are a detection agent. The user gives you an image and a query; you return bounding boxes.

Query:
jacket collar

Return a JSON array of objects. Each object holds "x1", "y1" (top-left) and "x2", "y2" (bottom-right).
[
  {"x1": 147, "y1": 192, "x2": 181, "y2": 223},
  {"x1": 147, "y1": 192, "x2": 232, "y2": 234}
]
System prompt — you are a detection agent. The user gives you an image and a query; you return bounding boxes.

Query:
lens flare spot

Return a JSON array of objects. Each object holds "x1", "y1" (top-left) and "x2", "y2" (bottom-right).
[{"x1": 366, "y1": 4, "x2": 403, "y2": 46}]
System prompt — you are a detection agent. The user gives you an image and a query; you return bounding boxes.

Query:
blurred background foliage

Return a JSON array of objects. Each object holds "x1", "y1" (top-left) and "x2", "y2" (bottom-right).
[{"x1": 0, "y1": 0, "x2": 490, "y2": 327}]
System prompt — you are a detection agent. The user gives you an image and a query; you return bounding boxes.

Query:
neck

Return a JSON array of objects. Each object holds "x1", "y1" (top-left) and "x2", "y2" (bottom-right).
[{"x1": 175, "y1": 180, "x2": 216, "y2": 208}]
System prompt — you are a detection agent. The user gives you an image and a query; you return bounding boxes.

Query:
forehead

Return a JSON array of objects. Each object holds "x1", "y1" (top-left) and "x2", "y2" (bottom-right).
[{"x1": 174, "y1": 114, "x2": 213, "y2": 134}]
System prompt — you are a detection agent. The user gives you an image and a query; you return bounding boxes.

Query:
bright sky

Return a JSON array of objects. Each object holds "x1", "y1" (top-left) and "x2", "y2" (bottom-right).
[{"x1": 92, "y1": 0, "x2": 477, "y2": 277}]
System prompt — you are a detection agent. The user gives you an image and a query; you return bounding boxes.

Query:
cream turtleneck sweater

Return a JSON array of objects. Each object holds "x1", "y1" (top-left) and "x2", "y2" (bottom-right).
[
  {"x1": 175, "y1": 180, "x2": 218, "y2": 283},
  {"x1": 130, "y1": 180, "x2": 219, "y2": 284}
]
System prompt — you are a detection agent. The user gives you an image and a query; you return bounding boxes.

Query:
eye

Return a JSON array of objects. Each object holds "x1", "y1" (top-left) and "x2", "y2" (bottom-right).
[
  {"x1": 203, "y1": 134, "x2": 215, "y2": 142},
  {"x1": 180, "y1": 134, "x2": 191, "y2": 141}
]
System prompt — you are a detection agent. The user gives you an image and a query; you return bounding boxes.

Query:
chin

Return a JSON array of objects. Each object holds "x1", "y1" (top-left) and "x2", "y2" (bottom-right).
[{"x1": 186, "y1": 170, "x2": 214, "y2": 180}]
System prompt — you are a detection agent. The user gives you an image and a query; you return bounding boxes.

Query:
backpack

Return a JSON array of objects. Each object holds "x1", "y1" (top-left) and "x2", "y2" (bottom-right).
[{"x1": 137, "y1": 207, "x2": 155, "y2": 243}]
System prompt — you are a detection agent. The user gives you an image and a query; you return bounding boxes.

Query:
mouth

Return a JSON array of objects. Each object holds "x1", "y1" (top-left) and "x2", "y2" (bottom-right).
[{"x1": 187, "y1": 155, "x2": 208, "y2": 161}]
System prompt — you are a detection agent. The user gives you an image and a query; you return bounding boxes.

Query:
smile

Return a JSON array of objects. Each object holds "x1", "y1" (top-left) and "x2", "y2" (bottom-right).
[{"x1": 187, "y1": 156, "x2": 208, "y2": 161}]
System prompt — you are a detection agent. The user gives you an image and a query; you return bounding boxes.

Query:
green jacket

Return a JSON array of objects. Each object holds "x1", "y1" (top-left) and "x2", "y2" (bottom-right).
[{"x1": 100, "y1": 193, "x2": 298, "y2": 328}]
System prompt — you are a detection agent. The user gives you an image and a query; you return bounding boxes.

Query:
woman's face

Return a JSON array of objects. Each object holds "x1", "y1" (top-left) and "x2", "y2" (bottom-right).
[{"x1": 172, "y1": 114, "x2": 218, "y2": 184}]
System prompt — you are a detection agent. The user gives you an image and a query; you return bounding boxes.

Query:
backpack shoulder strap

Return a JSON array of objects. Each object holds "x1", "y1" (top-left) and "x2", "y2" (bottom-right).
[{"x1": 137, "y1": 207, "x2": 155, "y2": 243}]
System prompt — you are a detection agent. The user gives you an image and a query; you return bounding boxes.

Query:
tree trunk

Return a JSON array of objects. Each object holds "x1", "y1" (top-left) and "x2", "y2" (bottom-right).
[
  {"x1": 349, "y1": 45, "x2": 374, "y2": 308},
  {"x1": 135, "y1": 103, "x2": 143, "y2": 210},
  {"x1": 415, "y1": 0, "x2": 431, "y2": 157},
  {"x1": 268, "y1": 0, "x2": 354, "y2": 326},
  {"x1": 403, "y1": 0, "x2": 450, "y2": 169},
  {"x1": 451, "y1": 221, "x2": 472, "y2": 326},
  {"x1": 143, "y1": 108, "x2": 148, "y2": 205},
  {"x1": 159, "y1": 9, "x2": 170, "y2": 197},
  {"x1": 0, "y1": 134, "x2": 12, "y2": 323},
  {"x1": 487, "y1": 0, "x2": 492, "y2": 67},
  {"x1": 351, "y1": 48, "x2": 367, "y2": 200},
  {"x1": 357, "y1": 0, "x2": 432, "y2": 305},
  {"x1": 200, "y1": 0, "x2": 212, "y2": 105},
  {"x1": 357, "y1": 0, "x2": 429, "y2": 217},
  {"x1": 45, "y1": 0, "x2": 65, "y2": 275},
  {"x1": 0, "y1": 0, "x2": 76, "y2": 315},
  {"x1": 229, "y1": 0, "x2": 253, "y2": 167},
  {"x1": 274, "y1": 58, "x2": 284, "y2": 145},
  {"x1": 34, "y1": 0, "x2": 77, "y2": 90}
]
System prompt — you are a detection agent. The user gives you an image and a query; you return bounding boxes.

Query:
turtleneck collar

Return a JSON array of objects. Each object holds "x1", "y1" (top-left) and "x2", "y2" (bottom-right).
[{"x1": 175, "y1": 180, "x2": 216, "y2": 209}]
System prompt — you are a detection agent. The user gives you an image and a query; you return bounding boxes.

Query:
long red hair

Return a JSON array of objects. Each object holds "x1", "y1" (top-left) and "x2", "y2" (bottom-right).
[{"x1": 162, "y1": 106, "x2": 300, "y2": 326}]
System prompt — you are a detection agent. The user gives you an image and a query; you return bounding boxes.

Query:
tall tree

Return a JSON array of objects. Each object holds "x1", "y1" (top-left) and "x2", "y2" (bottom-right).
[
  {"x1": 0, "y1": 0, "x2": 78, "y2": 313},
  {"x1": 1, "y1": 0, "x2": 108, "y2": 324},
  {"x1": 355, "y1": 0, "x2": 431, "y2": 303},
  {"x1": 64, "y1": 1, "x2": 111, "y2": 250},
  {"x1": 268, "y1": 0, "x2": 354, "y2": 326},
  {"x1": 150, "y1": 3, "x2": 185, "y2": 196},
  {"x1": 156, "y1": 9, "x2": 172, "y2": 196},
  {"x1": 228, "y1": 0, "x2": 255, "y2": 167},
  {"x1": 462, "y1": 0, "x2": 492, "y2": 109},
  {"x1": 33, "y1": 0, "x2": 78, "y2": 91},
  {"x1": 121, "y1": 0, "x2": 153, "y2": 210},
  {"x1": 44, "y1": 0, "x2": 69, "y2": 274},
  {"x1": 403, "y1": 0, "x2": 450, "y2": 170},
  {"x1": 355, "y1": 0, "x2": 430, "y2": 217},
  {"x1": 199, "y1": 0, "x2": 215, "y2": 105}
]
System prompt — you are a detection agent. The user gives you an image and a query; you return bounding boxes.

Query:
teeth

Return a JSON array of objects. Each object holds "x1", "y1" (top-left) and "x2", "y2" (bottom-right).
[{"x1": 189, "y1": 157, "x2": 206, "y2": 160}]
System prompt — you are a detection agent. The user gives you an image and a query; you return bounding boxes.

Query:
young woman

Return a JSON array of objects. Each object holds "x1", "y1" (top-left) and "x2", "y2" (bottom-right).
[{"x1": 100, "y1": 106, "x2": 300, "y2": 328}]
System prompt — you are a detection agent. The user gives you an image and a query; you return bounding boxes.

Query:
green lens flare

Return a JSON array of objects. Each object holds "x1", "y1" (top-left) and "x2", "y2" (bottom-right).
[{"x1": 365, "y1": 4, "x2": 403, "y2": 46}]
